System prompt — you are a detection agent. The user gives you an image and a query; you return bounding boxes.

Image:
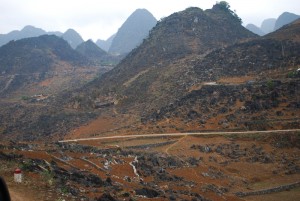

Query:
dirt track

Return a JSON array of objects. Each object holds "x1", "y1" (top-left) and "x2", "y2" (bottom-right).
[
  {"x1": 59, "y1": 129, "x2": 300, "y2": 143},
  {"x1": 8, "y1": 187, "x2": 41, "y2": 201}
]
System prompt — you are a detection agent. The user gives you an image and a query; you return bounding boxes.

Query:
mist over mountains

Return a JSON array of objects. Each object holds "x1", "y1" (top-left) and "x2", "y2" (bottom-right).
[
  {"x1": 261, "y1": 18, "x2": 276, "y2": 33},
  {"x1": 0, "y1": 8, "x2": 157, "y2": 57},
  {"x1": 2, "y1": 9, "x2": 298, "y2": 53},
  {"x1": 0, "y1": 25, "x2": 59, "y2": 47},
  {"x1": 0, "y1": 26, "x2": 82, "y2": 49},
  {"x1": 246, "y1": 12, "x2": 300, "y2": 36},
  {"x1": 96, "y1": 34, "x2": 116, "y2": 52}
]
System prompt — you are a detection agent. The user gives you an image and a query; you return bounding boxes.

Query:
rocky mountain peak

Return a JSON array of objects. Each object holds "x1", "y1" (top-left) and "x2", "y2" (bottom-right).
[
  {"x1": 76, "y1": 39, "x2": 107, "y2": 60},
  {"x1": 274, "y1": 12, "x2": 300, "y2": 30},
  {"x1": 108, "y1": 8, "x2": 157, "y2": 55},
  {"x1": 62, "y1": 29, "x2": 84, "y2": 49}
]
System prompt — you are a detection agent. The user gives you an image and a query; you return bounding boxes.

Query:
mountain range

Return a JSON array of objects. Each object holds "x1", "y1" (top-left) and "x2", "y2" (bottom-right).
[
  {"x1": 0, "y1": 3, "x2": 299, "y2": 141},
  {"x1": 246, "y1": 12, "x2": 300, "y2": 36},
  {"x1": 0, "y1": 25, "x2": 62, "y2": 47},
  {"x1": 0, "y1": 25, "x2": 85, "y2": 50},
  {"x1": 0, "y1": 8, "x2": 157, "y2": 56},
  {"x1": 0, "y1": 34, "x2": 115, "y2": 102},
  {"x1": 65, "y1": 4, "x2": 300, "y2": 138},
  {"x1": 1, "y1": 3, "x2": 299, "y2": 201}
]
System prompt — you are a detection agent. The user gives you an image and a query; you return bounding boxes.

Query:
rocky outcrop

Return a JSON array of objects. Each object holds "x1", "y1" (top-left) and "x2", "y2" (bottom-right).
[
  {"x1": 142, "y1": 79, "x2": 300, "y2": 131},
  {"x1": 135, "y1": 188, "x2": 160, "y2": 198}
]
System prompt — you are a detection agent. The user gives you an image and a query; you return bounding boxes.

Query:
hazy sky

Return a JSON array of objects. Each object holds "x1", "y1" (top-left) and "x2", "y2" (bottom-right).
[{"x1": 1, "y1": 0, "x2": 300, "y2": 41}]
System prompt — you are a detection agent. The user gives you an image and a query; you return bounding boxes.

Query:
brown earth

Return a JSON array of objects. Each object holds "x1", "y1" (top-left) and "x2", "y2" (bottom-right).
[{"x1": 1, "y1": 132, "x2": 299, "y2": 201}]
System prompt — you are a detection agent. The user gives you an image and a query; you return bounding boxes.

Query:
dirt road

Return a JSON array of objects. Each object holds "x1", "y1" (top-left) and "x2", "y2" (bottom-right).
[{"x1": 59, "y1": 129, "x2": 300, "y2": 143}]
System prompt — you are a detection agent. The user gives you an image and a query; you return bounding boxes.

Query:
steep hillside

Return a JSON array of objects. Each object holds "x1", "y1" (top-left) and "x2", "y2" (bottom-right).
[
  {"x1": 76, "y1": 39, "x2": 122, "y2": 66},
  {"x1": 0, "y1": 35, "x2": 109, "y2": 98},
  {"x1": 70, "y1": 4, "x2": 256, "y2": 112},
  {"x1": 108, "y1": 9, "x2": 157, "y2": 55},
  {"x1": 266, "y1": 19, "x2": 300, "y2": 42},
  {"x1": 139, "y1": 18, "x2": 300, "y2": 134},
  {"x1": 0, "y1": 35, "x2": 86, "y2": 74},
  {"x1": 3, "y1": 3, "x2": 300, "y2": 141},
  {"x1": 0, "y1": 3, "x2": 258, "y2": 141},
  {"x1": 68, "y1": 8, "x2": 300, "y2": 139},
  {"x1": 0, "y1": 35, "x2": 113, "y2": 140},
  {"x1": 61, "y1": 29, "x2": 84, "y2": 49},
  {"x1": 76, "y1": 40, "x2": 107, "y2": 62}
]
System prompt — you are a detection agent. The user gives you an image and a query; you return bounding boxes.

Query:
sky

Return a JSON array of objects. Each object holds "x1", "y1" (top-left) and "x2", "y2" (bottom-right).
[{"x1": 1, "y1": 0, "x2": 300, "y2": 41}]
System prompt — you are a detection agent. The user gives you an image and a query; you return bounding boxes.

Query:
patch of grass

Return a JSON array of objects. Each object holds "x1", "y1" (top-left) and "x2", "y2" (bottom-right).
[
  {"x1": 287, "y1": 71, "x2": 297, "y2": 78},
  {"x1": 41, "y1": 170, "x2": 55, "y2": 186},
  {"x1": 21, "y1": 96, "x2": 30, "y2": 101},
  {"x1": 60, "y1": 186, "x2": 68, "y2": 194},
  {"x1": 0, "y1": 159, "x2": 18, "y2": 172},
  {"x1": 267, "y1": 80, "x2": 275, "y2": 90},
  {"x1": 20, "y1": 160, "x2": 34, "y2": 171}
]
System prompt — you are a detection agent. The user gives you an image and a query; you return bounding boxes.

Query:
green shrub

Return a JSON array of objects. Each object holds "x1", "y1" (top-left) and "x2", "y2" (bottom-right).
[
  {"x1": 41, "y1": 170, "x2": 55, "y2": 186},
  {"x1": 21, "y1": 96, "x2": 30, "y2": 100},
  {"x1": 267, "y1": 80, "x2": 275, "y2": 90}
]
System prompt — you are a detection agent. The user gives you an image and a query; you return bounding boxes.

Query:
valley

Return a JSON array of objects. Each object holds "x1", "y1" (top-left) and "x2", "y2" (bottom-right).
[{"x1": 0, "y1": 1, "x2": 299, "y2": 201}]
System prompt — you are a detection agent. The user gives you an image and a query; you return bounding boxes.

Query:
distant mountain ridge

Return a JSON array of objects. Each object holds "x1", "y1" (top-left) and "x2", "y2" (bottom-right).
[
  {"x1": 0, "y1": 25, "x2": 49, "y2": 47},
  {"x1": 246, "y1": 12, "x2": 299, "y2": 35},
  {"x1": 274, "y1": 12, "x2": 300, "y2": 30},
  {"x1": 246, "y1": 24, "x2": 265, "y2": 36},
  {"x1": 96, "y1": 34, "x2": 116, "y2": 52},
  {"x1": 0, "y1": 26, "x2": 83, "y2": 49},
  {"x1": 261, "y1": 18, "x2": 276, "y2": 33},
  {"x1": 108, "y1": 9, "x2": 157, "y2": 55},
  {"x1": 61, "y1": 29, "x2": 84, "y2": 49}
]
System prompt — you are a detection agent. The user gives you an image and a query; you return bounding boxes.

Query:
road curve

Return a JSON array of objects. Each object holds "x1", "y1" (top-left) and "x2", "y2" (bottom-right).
[{"x1": 58, "y1": 129, "x2": 300, "y2": 143}]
